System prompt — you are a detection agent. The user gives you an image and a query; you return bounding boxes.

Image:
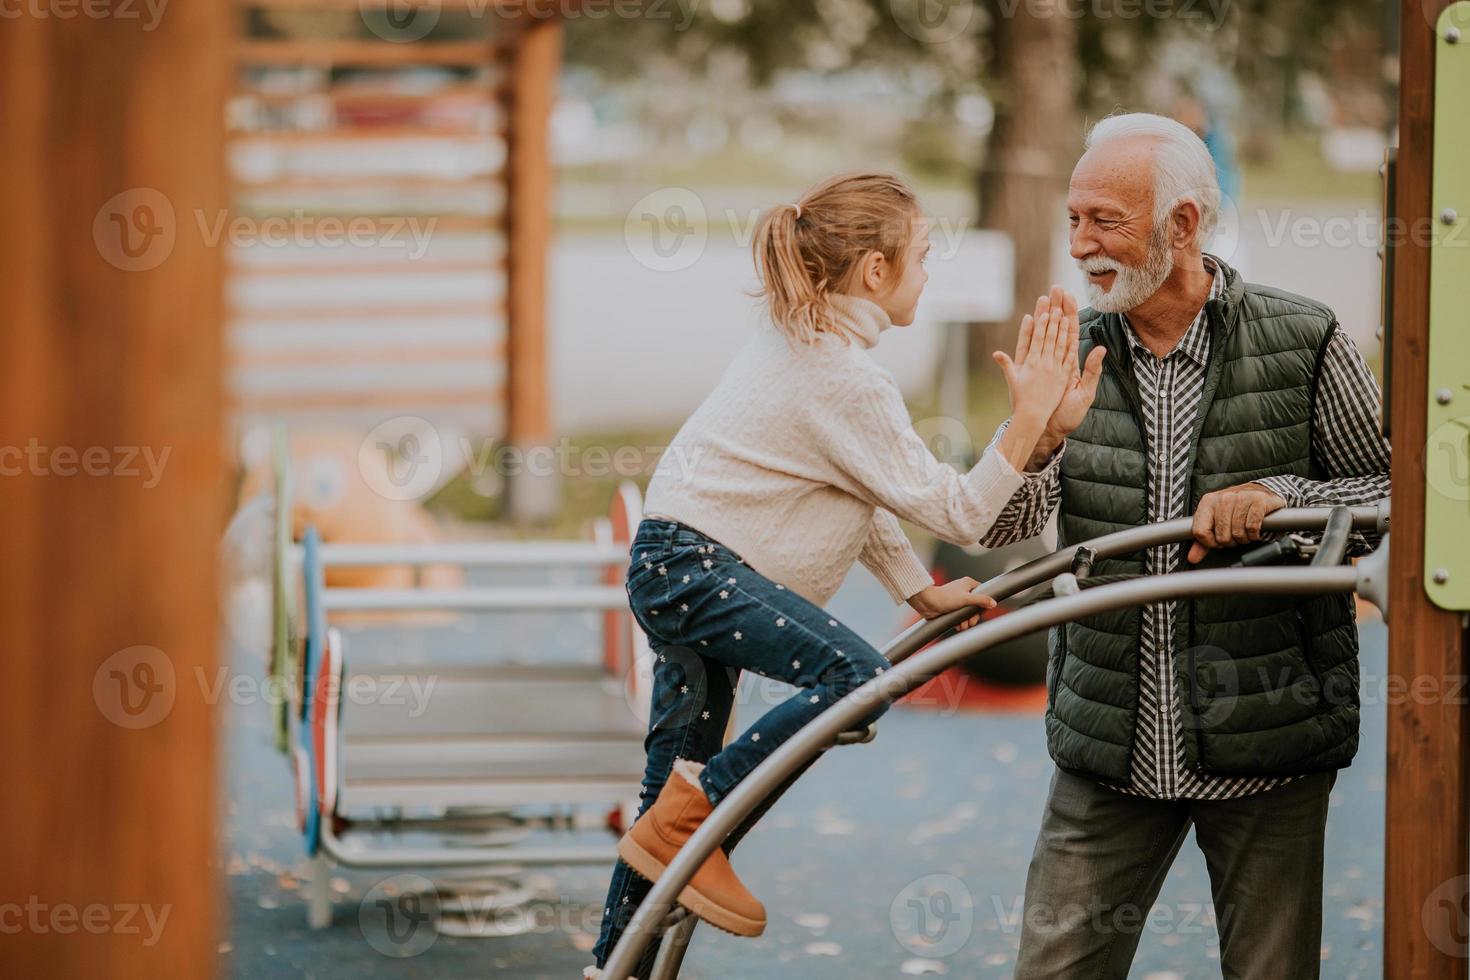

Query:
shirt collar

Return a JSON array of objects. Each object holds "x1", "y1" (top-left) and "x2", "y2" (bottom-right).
[{"x1": 1124, "y1": 257, "x2": 1223, "y2": 366}]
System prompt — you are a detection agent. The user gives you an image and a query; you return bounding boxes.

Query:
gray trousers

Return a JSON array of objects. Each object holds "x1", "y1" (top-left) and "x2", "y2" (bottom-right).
[{"x1": 1014, "y1": 768, "x2": 1335, "y2": 980}]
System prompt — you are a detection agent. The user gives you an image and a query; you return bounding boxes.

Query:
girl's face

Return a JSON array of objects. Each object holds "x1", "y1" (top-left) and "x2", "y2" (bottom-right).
[{"x1": 851, "y1": 215, "x2": 931, "y2": 327}]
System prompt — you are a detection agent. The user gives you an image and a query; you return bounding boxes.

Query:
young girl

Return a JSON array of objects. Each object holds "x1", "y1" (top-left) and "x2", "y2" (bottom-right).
[{"x1": 588, "y1": 172, "x2": 1083, "y2": 977}]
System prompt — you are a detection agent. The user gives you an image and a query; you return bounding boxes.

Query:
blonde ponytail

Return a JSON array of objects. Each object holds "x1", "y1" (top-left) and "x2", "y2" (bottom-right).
[{"x1": 751, "y1": 172, "x2": 921, "y2": 345}]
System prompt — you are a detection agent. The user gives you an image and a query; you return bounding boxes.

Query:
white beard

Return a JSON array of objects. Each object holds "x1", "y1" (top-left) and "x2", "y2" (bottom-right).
[{"x1": 1078, "y1": 226, "x2": 1174, "y2": 313}]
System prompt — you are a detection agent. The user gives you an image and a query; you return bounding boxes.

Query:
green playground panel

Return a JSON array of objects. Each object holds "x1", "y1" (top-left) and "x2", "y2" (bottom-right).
[
  {"x1": 271, "y1": 427, "x2": 295, "y2": 753},
  {"x1": 1425, "y1": 1, "x2": 1470, "y2": 610}
]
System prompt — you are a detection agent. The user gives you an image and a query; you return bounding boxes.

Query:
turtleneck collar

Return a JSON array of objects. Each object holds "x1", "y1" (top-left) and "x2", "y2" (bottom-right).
[{"x1": 825, "y1": 293, "x2": 892, "y2": 350}]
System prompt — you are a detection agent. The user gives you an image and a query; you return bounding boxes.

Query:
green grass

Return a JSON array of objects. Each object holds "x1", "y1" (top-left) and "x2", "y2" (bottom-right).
[
  {"x1": 426, "y1": 427, "x2": 679, "y2": 538},
  {"x1": 1241, "y1": 130, "x2": 1381, "y2": 204}
]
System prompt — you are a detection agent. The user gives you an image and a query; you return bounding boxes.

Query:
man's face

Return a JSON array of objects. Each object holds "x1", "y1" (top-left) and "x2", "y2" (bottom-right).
[{"x1": 1067, "y1": 138, "x2": 1174, "y2": 313}]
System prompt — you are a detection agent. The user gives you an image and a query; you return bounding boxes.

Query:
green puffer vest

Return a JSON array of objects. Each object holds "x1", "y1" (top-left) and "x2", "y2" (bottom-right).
[{"x1": 1047, "y1": 259, "x2": 1360, "y2": 783}]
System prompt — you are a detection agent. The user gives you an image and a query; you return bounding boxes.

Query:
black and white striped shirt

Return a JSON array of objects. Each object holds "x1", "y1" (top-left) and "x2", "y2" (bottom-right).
[{"x1": 981, "y1": 260, "x2": 1391, "y2": 800}]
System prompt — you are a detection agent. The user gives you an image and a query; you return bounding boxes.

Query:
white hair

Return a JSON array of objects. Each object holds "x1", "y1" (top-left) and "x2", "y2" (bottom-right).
[{"x1": 1084, "y1": 112, "x2": 1221, "y2": 249}]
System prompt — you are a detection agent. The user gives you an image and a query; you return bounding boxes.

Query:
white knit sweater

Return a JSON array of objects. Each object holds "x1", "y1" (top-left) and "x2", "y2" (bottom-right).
[{"x1": 642, "y1": 293, "x2": 1026, "y2": 608}]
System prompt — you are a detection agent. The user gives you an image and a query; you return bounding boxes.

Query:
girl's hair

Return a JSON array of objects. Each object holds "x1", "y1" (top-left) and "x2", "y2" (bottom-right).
[{"x1": 751, "y1": 172, "x2": 921, "y2": 344}]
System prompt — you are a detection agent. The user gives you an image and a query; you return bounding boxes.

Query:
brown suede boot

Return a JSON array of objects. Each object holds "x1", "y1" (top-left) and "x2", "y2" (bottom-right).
[{"x1": 616, "y1": 760, "x2": 766, "y2": 937}]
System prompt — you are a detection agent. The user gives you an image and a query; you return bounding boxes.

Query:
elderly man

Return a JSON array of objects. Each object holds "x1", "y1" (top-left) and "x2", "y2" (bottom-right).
[{"x1": 980, "y1": 112, "x2": 1391, "y2": 978}]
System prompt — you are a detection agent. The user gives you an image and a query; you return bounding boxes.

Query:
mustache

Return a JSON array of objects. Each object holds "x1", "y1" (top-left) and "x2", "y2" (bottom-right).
[{"x1": 1078, "y1": 256, "x2": 1124, "y2": 274}]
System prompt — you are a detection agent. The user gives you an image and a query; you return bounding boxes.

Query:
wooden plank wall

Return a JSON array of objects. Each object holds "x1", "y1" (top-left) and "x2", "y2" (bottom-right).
[
  {"x1": 0, "y1": 5, "x2": 228, "y2": 979},
  {"x1": 227, "y1": 11, "x2": 519, "y2": 437}
]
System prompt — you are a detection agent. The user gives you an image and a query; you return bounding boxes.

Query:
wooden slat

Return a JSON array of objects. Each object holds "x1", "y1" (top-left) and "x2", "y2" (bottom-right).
[
  {"x1": 218, "y1": 213, "x2": 500, "y2": 234},
  {"x1": 235, "y1": 81, "x2": 507, "y2": 104},
  {"x1": 228, "y1": 256, "x2": 502, "y2": 275},
  {"x1": 231, "y1": 174, "x2": 502, "y2": 192},
  {"x1": 0, "y1": 4, "x2": 227, "y2": 978},
  {"x1": 241, "y1": 0, "x2": 524, "y2": 9},
  {"x1": 1384, "y1": 2, "x2": 1467, "y2": 977},
  {"x1": 237, "y1": 38, "x2": 503, "y2": 67},
  {"x1": 231, "y1": 341, "x2": 505, "y2": 368},
  {"x1": 230, "y1": 127, "x2": 504, "y2": 145},
  {"x1": 231, "y1": 385, "x2": 505, "y2": 411},
  {"x1": 228, "y1": 300, "x2": 504, "y2": 320}
]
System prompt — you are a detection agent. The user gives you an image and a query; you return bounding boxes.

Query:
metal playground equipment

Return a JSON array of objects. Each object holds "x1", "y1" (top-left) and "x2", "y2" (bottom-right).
[
  {"x1": 601, "y1": 502, "x2": 1391, "y2": 980},
  {"x1": 271, "y1": 458, "x2": 657, "y2": 932}
]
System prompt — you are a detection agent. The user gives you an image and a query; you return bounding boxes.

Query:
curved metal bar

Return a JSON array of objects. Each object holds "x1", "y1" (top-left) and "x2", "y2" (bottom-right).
[
  {"x1": 642, "y1": 501, "x2": 1388, "y2": 978},
  {"x1": 879, "y1": 503, "x2": 1387, "y2": 667},
  {"x1": 602, "y1": 559, "x2": 1369, "y2": 979},
  {"x1": 1311, "y1": 505, "x2": 1355, "y2": 567}
]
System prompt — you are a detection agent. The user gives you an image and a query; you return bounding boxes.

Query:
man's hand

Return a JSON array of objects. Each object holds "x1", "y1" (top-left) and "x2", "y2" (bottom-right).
[
  {"x1": 1018, "y1": 288, "x2": 1106, "y2": 470},
  {"x1": 1187, "y1": 483, "x2": 1287, "y2": 564},
  {"x1": 907, "y1": 577, "x2": 997, "y2": 631}
]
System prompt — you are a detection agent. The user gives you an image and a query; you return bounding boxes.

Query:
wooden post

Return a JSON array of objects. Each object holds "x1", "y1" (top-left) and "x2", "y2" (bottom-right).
[
  {"x1": 0, "y1": 6, "x2": 228, "y2": 979},
  {"x1": 504, "y1": 12, "x2": 562, "y2": 520},
  {"x1": 1385, "y1": 1, "x2": 1469, "y2": 976}
]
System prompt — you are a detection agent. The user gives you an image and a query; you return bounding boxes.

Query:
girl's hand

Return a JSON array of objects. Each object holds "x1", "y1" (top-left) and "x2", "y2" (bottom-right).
[
  {"x1": 906, "y1": 577, "x2": 997, "y2": 631},
  {"x1": 992, "y1": 286, "x2": 1081, "y2": 429}
]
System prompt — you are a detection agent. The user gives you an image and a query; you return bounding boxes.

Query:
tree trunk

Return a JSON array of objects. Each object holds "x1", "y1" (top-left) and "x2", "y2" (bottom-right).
[{"x1": 974, "y1": 1, "x2": 1081, "y2": 371}]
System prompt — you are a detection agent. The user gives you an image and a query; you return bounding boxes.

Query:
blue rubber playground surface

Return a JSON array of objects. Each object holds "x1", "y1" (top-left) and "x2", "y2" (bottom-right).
[{"x1": 222, "y1": 569, "x2": 1386, "y2": 979}]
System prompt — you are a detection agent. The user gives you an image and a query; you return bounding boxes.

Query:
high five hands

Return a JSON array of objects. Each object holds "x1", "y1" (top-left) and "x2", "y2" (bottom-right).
[{"x1": 993, "y1": 286, "x2": 1107, "y2": 470}]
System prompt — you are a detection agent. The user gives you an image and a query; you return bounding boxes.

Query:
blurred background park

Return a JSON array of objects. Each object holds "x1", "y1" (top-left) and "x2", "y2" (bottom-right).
[
  {"x1": 205, "y1": 3, "x2": 1405, "y2": 978},
  {"x1": 9, "y1": 1, "x2": 1407, "y2": 978},
  {"x1": 226, "y1": 0, "x2": 1396, "y2": 535}
]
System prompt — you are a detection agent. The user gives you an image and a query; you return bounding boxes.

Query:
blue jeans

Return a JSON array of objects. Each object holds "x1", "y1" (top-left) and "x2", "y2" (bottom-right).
[{"x1": 592, "y1": 517, "x2": 892, "y2": 969}]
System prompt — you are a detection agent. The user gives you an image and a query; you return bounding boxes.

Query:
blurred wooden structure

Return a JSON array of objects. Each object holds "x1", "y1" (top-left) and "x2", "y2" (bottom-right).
[
  {"x1": 0, "y1": 5, "x2": 229, "y2": 979},
  {"x1": 227, "y1": 1, "x2": 558, "y2": 492},
  {"x1": 1385, "y1": 0, "x2": 1469, "y2": 976}
]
